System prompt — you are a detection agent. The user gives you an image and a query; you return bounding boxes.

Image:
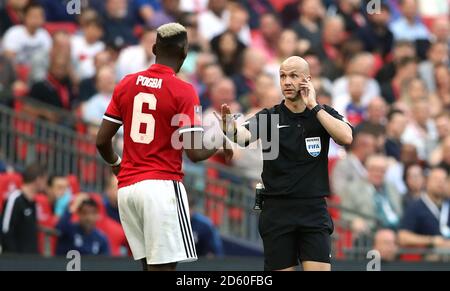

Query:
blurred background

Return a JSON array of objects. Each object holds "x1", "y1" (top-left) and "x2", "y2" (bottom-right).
[{"x1": 0, "y1": 0, "x2": 449, "y2": 270}]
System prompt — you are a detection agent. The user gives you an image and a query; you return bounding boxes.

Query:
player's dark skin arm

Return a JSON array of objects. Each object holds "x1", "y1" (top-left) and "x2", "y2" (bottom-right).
[
  {"x1": 96, "y1": 119, "x2": 122, "y2": 175},
  {"x1": 183, "y1": 131, "x2": 233, "y2": 163}
]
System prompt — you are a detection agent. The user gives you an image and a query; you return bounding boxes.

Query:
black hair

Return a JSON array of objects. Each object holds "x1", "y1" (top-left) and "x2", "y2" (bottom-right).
[
  {"x1": 47, "y1": 174, "x2": 66, "y2": 187},
  {"x1": 23, "y1": 163, "x2": 47, "y2": 184},
  {"x1": 78, "y1": 198, "x2": 99, "y2": 212},
  {"x1": 387, "y1": 109, "x2": 405, "y2": 122},
  {"x1": 24, "y1": 1, "x2": 44, "y2": 16}
]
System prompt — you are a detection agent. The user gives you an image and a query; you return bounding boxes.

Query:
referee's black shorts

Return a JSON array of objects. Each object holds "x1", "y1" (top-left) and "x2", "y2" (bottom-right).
[{"x1": 258, "y1": 196, "x2": 334, "y2": 270}]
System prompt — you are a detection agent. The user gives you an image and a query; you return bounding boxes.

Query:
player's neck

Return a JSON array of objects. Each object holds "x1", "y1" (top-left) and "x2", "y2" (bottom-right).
[
  {"x1": 284, "y1": 99, "x2": 306, "y2": 113},
  {"x1": 155, "y1": 58, "x2": 179, "y2": 73}
]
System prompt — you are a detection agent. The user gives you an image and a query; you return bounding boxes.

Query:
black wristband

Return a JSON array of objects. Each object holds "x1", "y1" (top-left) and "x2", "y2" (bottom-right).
[{"x1": 311, "y1": 104, "x2": 324, "y2": 116}]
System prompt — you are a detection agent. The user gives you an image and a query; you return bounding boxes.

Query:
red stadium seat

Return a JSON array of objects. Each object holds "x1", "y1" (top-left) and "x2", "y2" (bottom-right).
[
  {"x1": 35, "y1": 193, "x2": 59, "y2": 256},
  {"x1": 44, "y1": 22, "x2": 79, "y2": 35},
  {"x1": 0, "y1": 173, "x2": 23, "y2": 213}
]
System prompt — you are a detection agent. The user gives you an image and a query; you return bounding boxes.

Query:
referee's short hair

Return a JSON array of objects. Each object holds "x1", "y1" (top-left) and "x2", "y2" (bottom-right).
[{"x1": 154, "y1": 23, "x2": 188, "y2": 58}]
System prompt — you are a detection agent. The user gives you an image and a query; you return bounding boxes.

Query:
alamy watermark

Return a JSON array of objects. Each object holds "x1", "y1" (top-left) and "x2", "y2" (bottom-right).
[
  {"x1": 66, "y1": 250, "x2": 81, "y2": 271},
  {"x1": 66, "y1": 0, "x2": 81, "y2": 15},
  {"x1": 366, "y1": 0, "x2": 382, "y2": 15},
  {"x1": 366, "y1": 250, "x2": 381, "y2": 271}
]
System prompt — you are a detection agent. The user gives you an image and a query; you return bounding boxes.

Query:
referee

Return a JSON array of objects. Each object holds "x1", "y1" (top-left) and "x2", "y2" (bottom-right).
[{"x1": 215, "y1": 56, "x2": 353, "y2": 271}]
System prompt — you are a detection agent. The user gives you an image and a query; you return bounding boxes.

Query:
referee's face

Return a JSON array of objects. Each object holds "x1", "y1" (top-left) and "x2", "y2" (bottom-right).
[{"x1": 279, "y1": 63, "x2": 310, "y2": 101}]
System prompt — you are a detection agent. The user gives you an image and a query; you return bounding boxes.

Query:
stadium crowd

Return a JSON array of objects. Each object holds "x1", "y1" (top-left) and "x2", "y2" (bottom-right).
[{"x1": 0, "y1": 0, "x2": 449, "y2": 262}]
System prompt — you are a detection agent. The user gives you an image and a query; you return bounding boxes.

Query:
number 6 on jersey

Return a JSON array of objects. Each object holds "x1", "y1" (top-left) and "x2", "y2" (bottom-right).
[{"x1": 130, "y1": 93, "x2": 157, "y2": 144}]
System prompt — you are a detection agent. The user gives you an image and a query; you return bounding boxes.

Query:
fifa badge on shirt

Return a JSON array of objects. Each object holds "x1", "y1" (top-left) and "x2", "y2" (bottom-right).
[{"x1": 305, "y1": 137, "x2": 321, "y2": 157}]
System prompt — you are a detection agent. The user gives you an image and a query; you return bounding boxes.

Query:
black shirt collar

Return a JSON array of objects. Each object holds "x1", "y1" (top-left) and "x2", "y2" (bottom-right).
[{"x1": 280, "y1": 100, "x2": 311, "y2": 118}]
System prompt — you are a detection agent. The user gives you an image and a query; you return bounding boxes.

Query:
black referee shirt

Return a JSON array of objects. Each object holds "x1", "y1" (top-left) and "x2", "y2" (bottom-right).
[
  {"x1": 1, "y1": 190, "x2": 38, "y2": 254},
  {"x1": 244, "y1": 100, "x2": 350, "y2": 198}
]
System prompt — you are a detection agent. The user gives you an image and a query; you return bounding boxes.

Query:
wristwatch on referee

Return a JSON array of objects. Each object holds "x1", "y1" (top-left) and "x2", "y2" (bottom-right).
[{"x1": 311, "y1": 104, "x2": 324, "y2": 116}]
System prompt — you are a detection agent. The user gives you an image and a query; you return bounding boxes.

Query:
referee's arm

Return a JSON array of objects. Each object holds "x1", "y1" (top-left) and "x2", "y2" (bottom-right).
[{"x1": 316, "y1": 109, "x2": 353, "y2": 146}]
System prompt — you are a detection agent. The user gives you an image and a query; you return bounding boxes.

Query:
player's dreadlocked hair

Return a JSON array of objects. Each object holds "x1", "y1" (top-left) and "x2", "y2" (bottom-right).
[{"x1": 155, "y1": 23, "x2": 188, "y2": 58}]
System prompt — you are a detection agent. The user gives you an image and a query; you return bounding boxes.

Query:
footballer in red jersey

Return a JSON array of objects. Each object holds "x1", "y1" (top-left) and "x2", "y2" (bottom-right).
[{"x1": 96, "y1": 23, "x2": 232, "y2": 271}]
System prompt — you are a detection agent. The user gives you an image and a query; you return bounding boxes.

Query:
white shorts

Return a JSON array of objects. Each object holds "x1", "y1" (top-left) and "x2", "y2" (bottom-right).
[{"x1": 118, "y1": 180, "x2": 197, "y2": 265}]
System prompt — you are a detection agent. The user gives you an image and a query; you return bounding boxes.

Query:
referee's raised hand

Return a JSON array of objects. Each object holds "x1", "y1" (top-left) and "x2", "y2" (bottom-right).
[{"x1": 213, "y1": 103, "x2": 237, "y2": 136}]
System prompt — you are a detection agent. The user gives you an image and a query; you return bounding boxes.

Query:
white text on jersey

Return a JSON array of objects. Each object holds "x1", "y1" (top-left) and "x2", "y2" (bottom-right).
[{"x1": 136, "y1": 76, "x2": 163, "y2": 89}]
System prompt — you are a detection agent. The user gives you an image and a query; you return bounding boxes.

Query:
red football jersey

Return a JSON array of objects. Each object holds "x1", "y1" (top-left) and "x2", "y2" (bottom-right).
[{"x1": 103, "y1": 64, "x2": 203, "y2": 188}]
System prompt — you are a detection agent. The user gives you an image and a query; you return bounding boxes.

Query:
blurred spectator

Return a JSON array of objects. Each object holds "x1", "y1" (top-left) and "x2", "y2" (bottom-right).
[
  {"x1": 335, "y1": 0, "x2": 366, "y2": 33},
  {"x1": 116, "y1": 27, "x2": 156, "y2": 80},
  {"x1": 356, "y1": 97, "x2": 388, "y2": 149},
  {"x1": 418, "y1": 41, "x2": 449, "y2": 94},
  {"x1": 103, "y1": 175, "x2": 119, "y2": 223},
  {"x1": 81, "y1": 65, "x2": 116, "y2": 127},
  {"x1": 357, "y1": 3, "x2": 393, "y2": 58},
  {"x1": 246, "y1": 72, "x2": 276, "y2": 112},
  {"x1": 198, "y1": 0, "x2": 251, "y2": 45},
  {"x1": 430, "y1": 17, "x2": 449, "y2": 45},
  {"x1": 376, "y1": 41, "x2": 416, "y2": 84},
  {"x1": 240, "y1": 0, "x2": 275, "y2": 29},
  {"x1": 279, "y1": 0, "x2": 300, "y2": 27},
  {"x1": 198, "y1": 63, "x2": 224, "y2": 108},
  {"x1": 132, "y1": 0, "x2": 161, "y2": 24},
  {"x1": 430, "y1": 113, "x2": 450, "y2": 166},
  {"x1": 436, "y1": 136, "x2": 450, "y2": 175},
  {"x1": 307, "y1": 56, "x2": 332, "y2": 91},
  {"x1": 0, "y1": 0, "x2": 28, "y2": 35},
  {"x1": 103, "y1": 0, "x2": 138, "y2": 48},
  {"x1": 2, "y1": 2, "x2": 51, "y2": 67},
  {"x1": 210, "y1": 30, "x2": 246, "y2": 76},
  {"x1": 398, "y1": 78, "x2": 437, "y2": 116},
  {"x1": 1, "y1": 163, "x2": 47, "y2": 254},
  {"x1": 398, "y1": 167, "x2": 450, "y2": 250},
  {"x1": 373, "y1": 229, "x2": 399, "y2": 262},
  {"x1": 231, "y1": 48, "x2": 265, "y2": 109},
  {"x1": 403, "y1": 164, "x2": 425, "y2": 209},
  {"x1": 29, "y1": 49, "x2": 76, "y2": 121},
  {"x1": 401, "y1": 99, "x2": 438, "y2": 161},
  {"x1": 148, "y1": 0, "x2": 187, "y2": 28},
  {"x1": 316, "y1": 15, "x2": 346, "y2": 80},
  {"x1": 264, "y1": 29, "x2": 299, "y2": 80},
  {"x1": 290, "y1": 0, "x2": 325, "y2": 53},
  {"x1": 390, "y1": 0, "x2": 430, "y2": 42},
  {"x1": 179, "y1": 0, "x2": 208, "y2": 14},
  {"x1": 189, "y1": 196, "x2": 224, "y2": 257},
  {"x1": 332, "y1": 131, "x2": 376, "y2": 197},
  {"x1": 79, "y1": 51, "x2": 113, "y2": 103},
  {"x1": 71, "y1": 17, "x2": 105, "y2": 80},
  {"x1": 384, "y1": 109, "x2": 408, "y2": 161},
  {"x1": 56, "y1": 194, "x2": 110, "y2": 256},
  {"x1": 225, "y1": 3, "x2": 251, "y2": 46},
  {"x1": 333, "y1": 73, "x2": 367, "y2": 126},
  {"x1": 433, "y1": 63, "x2": 450, "y2": 111},
  {"x1": 381, "y1": 56, "x2": 418, "y2": 104},
  {"x1": 251, "y1": 13, "x2": 282, "y2": 64},
  {"x1": 30, "y1": 30, "x2": 71, "y2": 84},
  {"x1": 188, "y1": 52, "x2": 217, "y2": 94},
  {"x1": 46, "y1": 174, "x2": 71, "y2": 218},
  {"x1": 341, "y1": 155, "x2": 402, "y2": 234},
  {"x1": 0, "y1": 52, "x2": 17, "y2": 106},
  {"x1": 203, "y1": 78, "x2": 240, "y2": 152}
]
